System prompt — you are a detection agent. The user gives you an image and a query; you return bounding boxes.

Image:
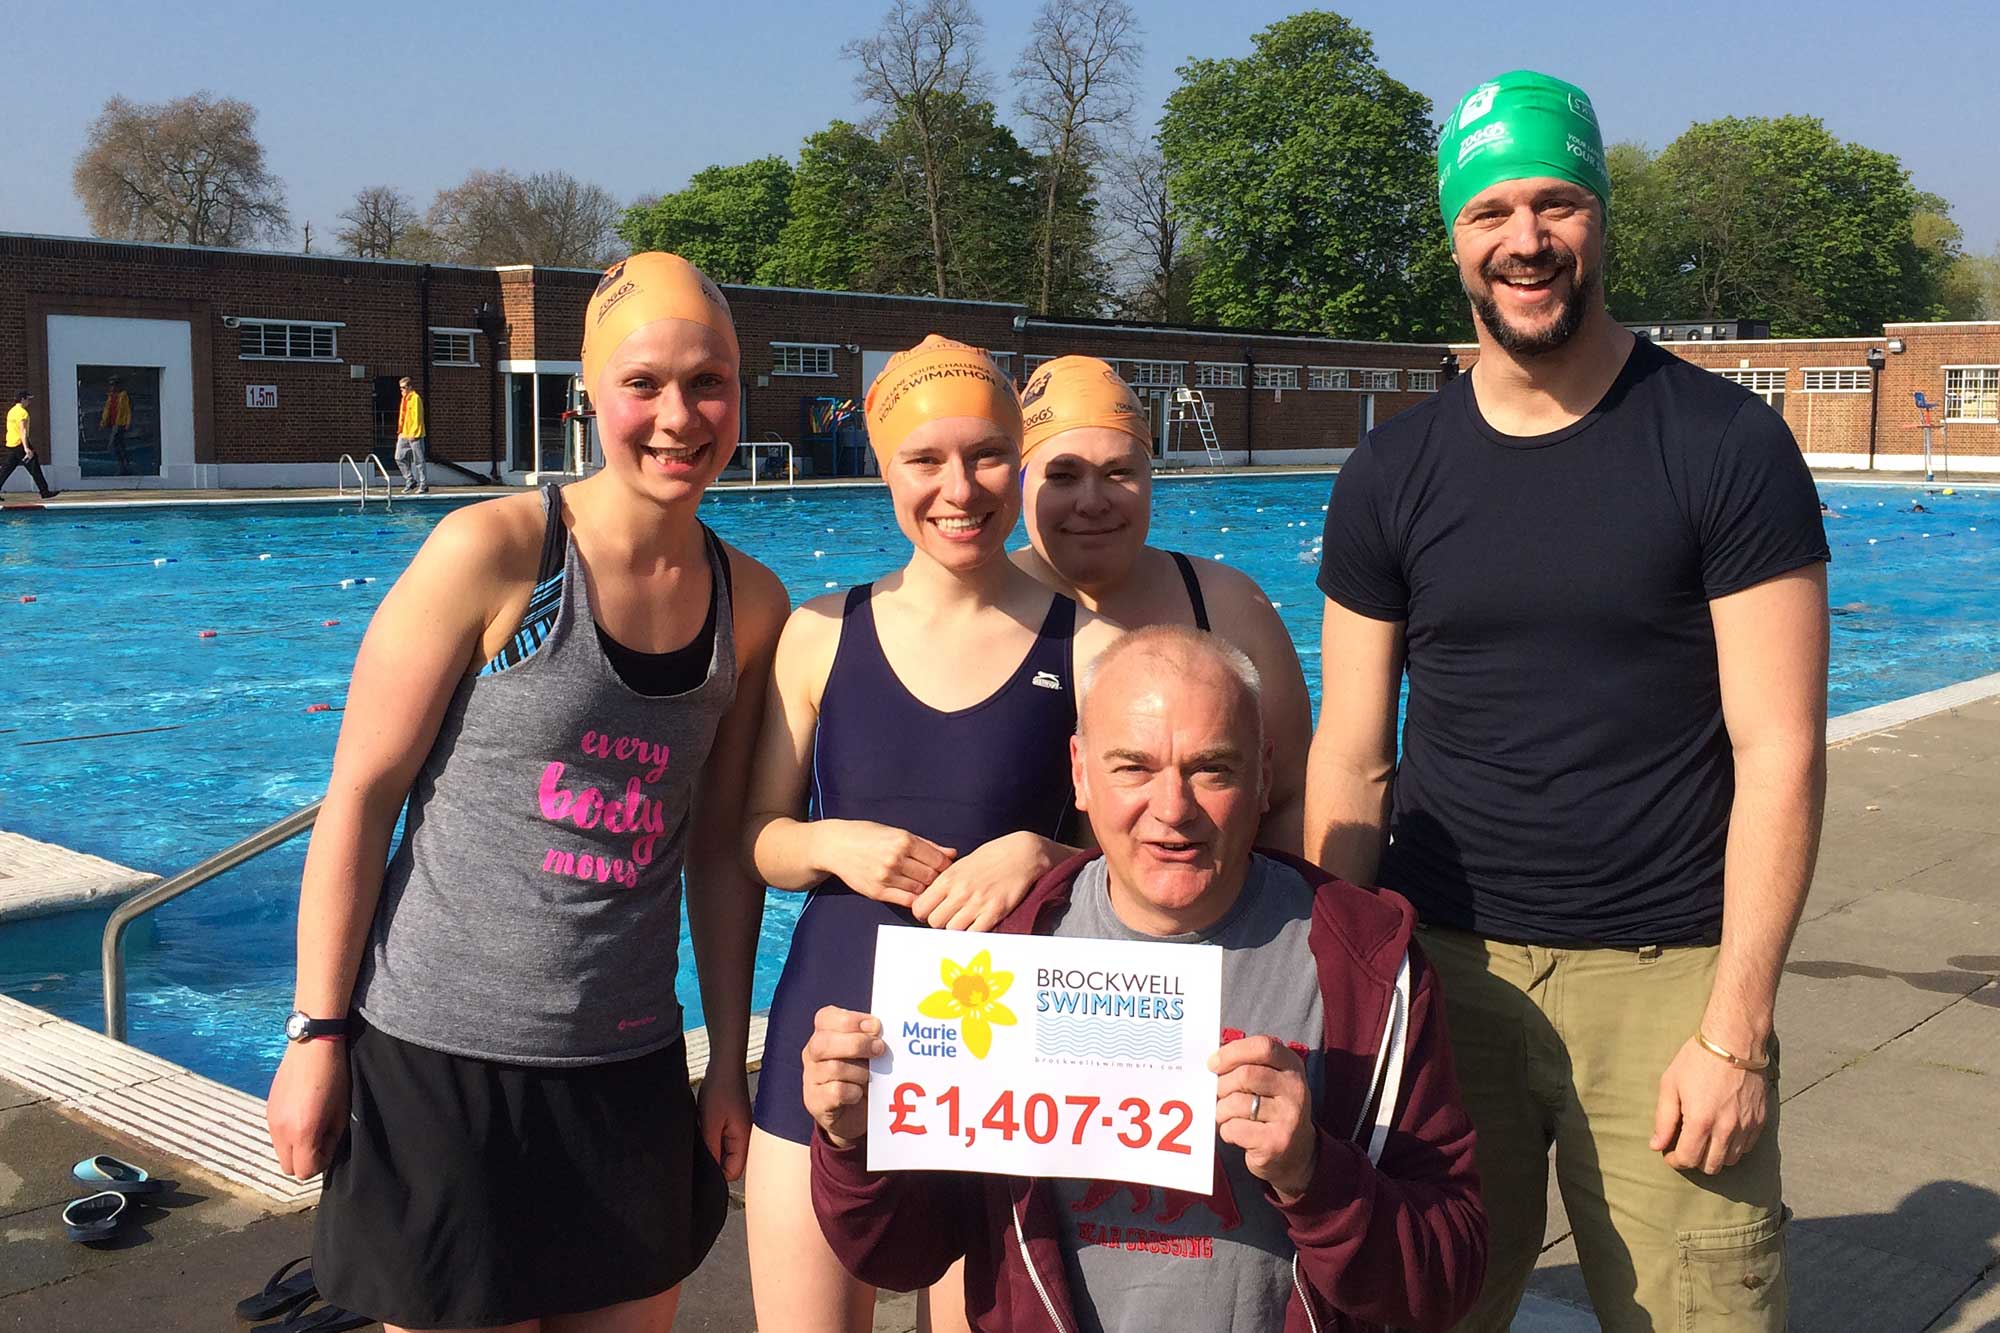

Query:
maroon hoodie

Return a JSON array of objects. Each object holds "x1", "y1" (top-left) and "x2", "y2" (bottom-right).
[{"x1": 811, "y1": 850, "x2": 1487, "y2": 1332}]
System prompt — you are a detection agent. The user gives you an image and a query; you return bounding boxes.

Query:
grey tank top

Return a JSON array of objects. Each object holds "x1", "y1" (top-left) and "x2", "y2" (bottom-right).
[{"x1": 352, "y1": 493, "x2": 737, "y2": 1065}]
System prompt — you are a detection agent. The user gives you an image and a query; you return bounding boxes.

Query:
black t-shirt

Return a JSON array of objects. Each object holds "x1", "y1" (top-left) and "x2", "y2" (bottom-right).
[{"x1": 1316, "y1": 339, "x2": 1828, "y2": 945}]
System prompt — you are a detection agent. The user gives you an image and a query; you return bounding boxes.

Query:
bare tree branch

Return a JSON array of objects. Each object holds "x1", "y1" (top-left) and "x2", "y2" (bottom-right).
[
  {"x1": 73, "y1": 92, "x2": 290, "y2": 247},
  {"x1": 336, "y1": 185, "x2": 423, "y2": 258},
  {"x1": 1014, "y1": 0, "x2": 1140, "y2": 312}
]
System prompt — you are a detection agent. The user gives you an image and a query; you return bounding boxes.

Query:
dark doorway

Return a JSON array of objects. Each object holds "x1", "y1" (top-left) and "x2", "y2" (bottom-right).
[{"x1": 371, "y1": 376, "x2": 402, "y2": 468}]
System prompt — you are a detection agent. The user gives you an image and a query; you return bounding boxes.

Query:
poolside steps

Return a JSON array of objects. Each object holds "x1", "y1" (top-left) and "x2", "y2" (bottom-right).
[{"x1": 0, "y1": 828, "x2": 156, "y2": 924}]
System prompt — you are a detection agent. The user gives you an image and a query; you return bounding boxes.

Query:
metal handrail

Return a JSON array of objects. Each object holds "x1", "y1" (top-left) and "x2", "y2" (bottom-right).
[
  {"x1": 365, "y1": 454, "x2": 394, "y2": 509},
  {"x1": 102, "y1": 799, "x2": 323, "y2": 1041},
  {"x1": 335, "y1": 454, "x2": 367, "y2": 507}
]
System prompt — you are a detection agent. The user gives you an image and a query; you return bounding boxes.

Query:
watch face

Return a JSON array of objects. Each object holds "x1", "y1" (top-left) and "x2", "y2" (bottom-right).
[{"x1": 285, "y1": 1011, "x2": 308, "y2": 1041}]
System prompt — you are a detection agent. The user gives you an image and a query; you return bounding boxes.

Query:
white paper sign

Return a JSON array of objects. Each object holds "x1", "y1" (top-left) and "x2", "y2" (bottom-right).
[
  {"x1": 866, "y1": 924, "x2": 1222, "y2": 1193},
  {"x1": 246, "y1": 384, "x2": 278, "y2": 409}
]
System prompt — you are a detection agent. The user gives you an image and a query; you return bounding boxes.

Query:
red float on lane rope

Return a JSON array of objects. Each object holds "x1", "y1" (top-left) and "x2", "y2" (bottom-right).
[
  {"x1": 197, "y1": 629, "x2": 218, "y2": 638},
  {"x1": 304, "y1": 703, "x2": 333, "y2": 713},
  {"x1": 18, "y1": 595, "x2": 35, "y2": 603}
]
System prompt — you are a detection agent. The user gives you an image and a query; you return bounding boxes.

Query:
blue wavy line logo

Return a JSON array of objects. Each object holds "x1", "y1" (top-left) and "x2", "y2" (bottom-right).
[{"x1": 1036, "y1": 1017, "x2": 1181, "y2": 1064}]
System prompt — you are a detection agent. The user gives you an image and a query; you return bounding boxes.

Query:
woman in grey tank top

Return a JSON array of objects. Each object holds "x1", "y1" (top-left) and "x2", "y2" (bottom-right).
[{"x1": 265, "y1": 253, "x2": 789, "y2": 1332}]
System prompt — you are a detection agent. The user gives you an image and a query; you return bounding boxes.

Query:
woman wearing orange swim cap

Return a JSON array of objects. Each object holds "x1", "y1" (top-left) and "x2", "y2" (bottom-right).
[
  {"x1": 1012, "y1": 355, "x2": 1311, "y2": 850},
  {"x1": 271, "y1": 252, "x2": 789, "y2": 1332},
  {"x1": 742, "y1": 336, "x2": 1120, "y2": 1333}
]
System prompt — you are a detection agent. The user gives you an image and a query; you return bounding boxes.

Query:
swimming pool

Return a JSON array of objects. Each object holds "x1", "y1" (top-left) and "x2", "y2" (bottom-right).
[{"x1": 2, "y1": 476, "x2": 1995, "y2": 1095}]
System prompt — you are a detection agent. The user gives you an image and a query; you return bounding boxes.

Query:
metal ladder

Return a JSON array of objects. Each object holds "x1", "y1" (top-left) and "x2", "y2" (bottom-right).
[
  {"x1": 102, "y1": 800, "x2": 323, "y2": 1040},
  {"x1": 335, "y1": 454, "x2": 395, "y2": 508},
  {"x1": 1170, "y1": 387, "x2": 1225, "y2": 465}
]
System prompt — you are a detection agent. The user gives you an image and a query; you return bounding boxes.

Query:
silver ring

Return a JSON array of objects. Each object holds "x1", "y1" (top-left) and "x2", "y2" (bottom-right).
[{"x1": 1250, "y1": 1093, "x2": 1262, "y2": 1122}]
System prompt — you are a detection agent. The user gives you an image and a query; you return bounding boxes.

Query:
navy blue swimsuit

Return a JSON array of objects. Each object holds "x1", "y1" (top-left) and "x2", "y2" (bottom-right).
[{"x1": 753, "y1": 584, "x2": 1081, "y2": 1142}]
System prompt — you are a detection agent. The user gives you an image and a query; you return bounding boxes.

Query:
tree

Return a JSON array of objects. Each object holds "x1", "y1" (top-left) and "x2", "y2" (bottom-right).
[
  {"x1": 425, "y1": 169, "x2": 621, "y2": 267},
  {"x1": 336, "y1": 185, "x2": 425, "y2": 259},
  {"x1": 1013, "y1": 0, "x2": 1140, "y2": 313},
  {"x1": 1938, "y1": 248, "x2": 2000, "y2": 321},
  {"x1": 617, "y1": 157, "x2": 794, "y2": 282},
  {"x1": 73, "y1": 92, "x2": 290, "y2": 247},
  {"x1": 1157, "y1": 11, "x2": 1455, "y2": 339},
  {"x1": 1644, "y1": 117, "x2": 1939, "y2": 335},
  {"x1": 758, "y1": 123, "x2": 898, "y2": 291},
  {"x1": 845, "y1": 0, "x2": 988, "y2": 298},
  {"x1": 1101, "y1": 137, "x2": 1197, "y2": 321},
  {"x1": 1600, "y1": 142, "x2": 1677, "y2": 322}
]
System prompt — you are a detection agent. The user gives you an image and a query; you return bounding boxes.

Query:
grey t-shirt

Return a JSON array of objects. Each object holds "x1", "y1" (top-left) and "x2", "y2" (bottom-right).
[{"x1": 1049, "y1": 854, "x2": 1324, "y2": 1333}]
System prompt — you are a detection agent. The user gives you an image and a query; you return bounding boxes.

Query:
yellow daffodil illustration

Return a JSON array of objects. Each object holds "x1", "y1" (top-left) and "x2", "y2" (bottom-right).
[{"x1": 917, "y1": 950, "x2": 1016, "y2": 1059}]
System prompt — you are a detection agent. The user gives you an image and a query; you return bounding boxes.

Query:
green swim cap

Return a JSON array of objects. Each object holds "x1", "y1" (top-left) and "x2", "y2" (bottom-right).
[{"x1": 1436, "y1": 70, "x2": 1610, "y2": 232}]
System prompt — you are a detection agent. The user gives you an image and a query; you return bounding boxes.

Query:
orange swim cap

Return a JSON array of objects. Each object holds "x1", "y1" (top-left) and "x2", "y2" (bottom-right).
[
  {"x1": 1019, "y1": 356, "x2": 1152, "y2": 458},
  {"x1": 863, "y1": 335, "x2": 1022, "y2": 470},
  {"x1": 580, "y1": 252, "x2": 739, "y2": 399}
]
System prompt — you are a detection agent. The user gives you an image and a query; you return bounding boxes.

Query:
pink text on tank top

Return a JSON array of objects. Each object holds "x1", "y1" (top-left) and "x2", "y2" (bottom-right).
[{"x1": 536, "y1": 729, "x2": 673, "y2": 889}]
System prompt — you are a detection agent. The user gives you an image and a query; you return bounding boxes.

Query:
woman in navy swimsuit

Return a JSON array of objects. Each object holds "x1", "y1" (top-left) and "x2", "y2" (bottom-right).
[{"x1": 742, "y1": 336, "x2": 1119, "y2": 1333}]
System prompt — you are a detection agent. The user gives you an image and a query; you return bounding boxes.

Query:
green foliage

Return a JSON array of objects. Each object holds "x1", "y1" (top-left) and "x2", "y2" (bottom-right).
[
  {"x1": 616, "y1": 157, "x2": 794, "y2": 284},
  {"x1": 1157, "y1": 10, "x2": 1457, "y2": 339},
  {"x1": 1609, "y1": 117, "x2": 1946, "y2": 335}
]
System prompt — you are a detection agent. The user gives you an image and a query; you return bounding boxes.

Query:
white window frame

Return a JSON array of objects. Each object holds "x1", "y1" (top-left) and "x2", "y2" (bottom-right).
[
  {"x1": 1024, "y1": 354, "x2": 1053, "y2": 375},
  {"x1": 1406, "y1": 369, "x2": 1440, "y2": 392},
  {"x1": 985, "y1": 350, "x2": 1014, "y2": 372},
  {"x1": 1307, "y1": 366, "x2": 1349, "y2": 391},
  {"x1": 236, "y1": 318, "x2": 342, "y2": 362},
  {"x1": 1194, "y1": 362, "x2": 1245, "y2": 389},
  {"x1": 1359, "y1": 368, "x2": 1399, "y2": 391},
  {"x1": 1715, "y1": 368, "x2": 1787, "y2": 393},
  {"x1": 1943, "y1": 366, "x2": 2000, "y2": 422},
  {"x1": 430, "y1": 327, "x2": 479, "y2": 367},
  {"x1": 1252, "y1": 364, "x2": 1300, "y2": 390},
  {"x1": 1800, "y1": 367, "x2": 1872, "y2": 393},
  {"x1": 1117, "y1": 360, "x2": 1185, "y2": 388},
  {"x1": 771, "y1": 342, "x2": 837, "y2": 377}
]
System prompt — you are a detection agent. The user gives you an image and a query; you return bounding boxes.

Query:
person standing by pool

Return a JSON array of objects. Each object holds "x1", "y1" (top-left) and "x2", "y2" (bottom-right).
[
  {"x1": 1010, "y1": 354, "x2": 1311, "y2": 851},
  {"x1": 100, "y1": 376, "x2": 133, "y2": 475},
  {"x1": 742, "y1": 335, "x2": 1121, "y2": 1333},
  {"x1": 1307, "y1": 70, "x2": 1828, "y2": 1331},
  {"x1": 394, "y1": 375, "x2": 427, "y2": 494},
  {"x1": 267, "y1": 251, "x2": 789, "y2": 1332},
  {"x1": 1, "y1": 390, "x2": 58, "y2": 499}
]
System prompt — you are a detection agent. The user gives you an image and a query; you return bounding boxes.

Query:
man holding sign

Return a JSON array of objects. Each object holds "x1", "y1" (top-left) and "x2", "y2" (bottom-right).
[{"x1": 804, "y1": 627, "x2": 1485, "y2": 1332}]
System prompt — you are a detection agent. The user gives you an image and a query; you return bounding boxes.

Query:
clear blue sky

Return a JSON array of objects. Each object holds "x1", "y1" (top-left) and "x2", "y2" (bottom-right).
[{"x1": 8, "y1": 0, "x2": 1997, "y2": 253}]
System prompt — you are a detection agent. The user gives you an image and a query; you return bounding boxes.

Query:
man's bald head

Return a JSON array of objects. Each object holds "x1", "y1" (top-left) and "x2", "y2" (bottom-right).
[{"x1": 1079, "y1": 625, "x2": 1263, "y2": 753}]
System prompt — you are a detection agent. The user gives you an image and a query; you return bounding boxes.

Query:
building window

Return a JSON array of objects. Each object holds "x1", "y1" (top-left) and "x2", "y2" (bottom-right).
[
  {"x1": 237, "y1": 320, "x2": 339, "y2": 361},
  {"x1": 1945, "y1": 367, "x2": 2000, "y2": 421},
  {"x1": 1024, "y1": 355, "x2": 1053, "y2": 376},
  {"x1": 1252, "y1": 365, "x2": 1300, "y2": 390},
  {"x1": 1359, "y1": 369, "x2": 1399, "y2": 391},
  {"x1": 985, "y1": 350, "x2": 1014, "y2": 372},
  {"x1": 1407, "y1": 370, "x2": 1440, "y2": 392},
  {"x1": 1801, "y1": 367, "x2": 1872, "y2": 393},
  {"x1": 772, "y1": 343, "x2": 837, "y2": 376},
  {"x1": 1119, "y1": 360, "x2": 1185, "y2": 388},
  {"x1": 431, "y1": 328, "x2": 478, "y2": 366},
  {"x1": 1307, "y1": 366, "x2": 1349, "y2": 391},
  {"x1": 1717, "y1": 369, "x2": 1787, "y2": 393},
  {"x1": 1194, "y1": 362, "x2": 1245, "y2": 389}
]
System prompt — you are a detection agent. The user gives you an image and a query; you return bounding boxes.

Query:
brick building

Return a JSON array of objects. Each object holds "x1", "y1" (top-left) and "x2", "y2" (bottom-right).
[
  {"x1": 4, "y1": 231, "x2": 1996, "y2": 490},
  {"x1": 0, "y1": 233, "x2": 1440, "y2": 491}
]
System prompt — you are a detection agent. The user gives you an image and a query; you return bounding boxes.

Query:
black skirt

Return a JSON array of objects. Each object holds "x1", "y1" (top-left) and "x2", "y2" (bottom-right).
[{"x1": 313, "y1": 1021, "x2": 728, "y2": 1329}]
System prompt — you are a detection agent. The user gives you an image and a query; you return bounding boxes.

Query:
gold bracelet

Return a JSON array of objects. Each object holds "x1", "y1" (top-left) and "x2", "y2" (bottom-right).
[{"x1": 1696, "y1": 1031, "x2": 1770, "y2": 1072}]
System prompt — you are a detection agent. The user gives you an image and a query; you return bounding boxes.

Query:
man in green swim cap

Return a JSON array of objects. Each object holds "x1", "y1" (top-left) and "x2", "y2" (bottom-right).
[{"x1": 1309, "y1": 69, "x2": 1829, "y2": 1332}]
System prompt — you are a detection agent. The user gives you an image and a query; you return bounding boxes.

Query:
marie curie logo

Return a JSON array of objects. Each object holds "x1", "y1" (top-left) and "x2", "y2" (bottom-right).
[{"x1": 910, "y1": 950, "x2": 1017, "y2": 1060}]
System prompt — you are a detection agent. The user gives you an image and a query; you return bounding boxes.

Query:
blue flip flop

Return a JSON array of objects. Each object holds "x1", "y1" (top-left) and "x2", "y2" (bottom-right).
[
  {"x1": 72, "y1": 1154, "x2": 168, "y2": 1195},
  {"x1": 62, "y1": 1190, "x2": 129, "y2": 1242}
]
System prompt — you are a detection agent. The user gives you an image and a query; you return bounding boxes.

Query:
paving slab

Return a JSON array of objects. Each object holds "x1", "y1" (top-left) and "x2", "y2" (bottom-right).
[
  {"x1": 1786, "y1": 1216, "x2": 1976, "y2": 1333},
  {"x1": 1772, "y1": 965, "x2": 1973, "y2": 1092},
  {"x1": 1929, "y1": 1276, "x2": 2000, "y2": 1332}
]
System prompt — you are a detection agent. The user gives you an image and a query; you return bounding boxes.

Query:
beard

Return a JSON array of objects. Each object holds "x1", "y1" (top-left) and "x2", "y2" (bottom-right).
[{"x1": 1467, "y1": 247, "x2": 1595, "y2": 356}]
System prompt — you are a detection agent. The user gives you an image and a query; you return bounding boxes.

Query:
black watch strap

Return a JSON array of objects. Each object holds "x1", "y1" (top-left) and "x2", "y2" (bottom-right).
[{"x1": 285, "y1": 1010, "x2": 350, "y2": 1042}]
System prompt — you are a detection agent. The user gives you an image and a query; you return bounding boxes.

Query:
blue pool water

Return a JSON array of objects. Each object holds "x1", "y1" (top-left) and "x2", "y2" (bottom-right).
[{"x1": 1, "y1": 477, "x2": 1995, "y2": 1095}]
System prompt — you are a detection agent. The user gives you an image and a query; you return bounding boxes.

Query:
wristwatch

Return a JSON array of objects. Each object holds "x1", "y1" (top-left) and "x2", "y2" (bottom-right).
[{"x1": 284, "y1": 1010, "x2": 350, "y2": 1043}]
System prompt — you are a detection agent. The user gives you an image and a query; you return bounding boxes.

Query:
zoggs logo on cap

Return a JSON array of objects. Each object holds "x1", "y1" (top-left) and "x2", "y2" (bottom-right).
[{"x1": 1457, "y1": 121, "x2": 1509, "y2": 166}]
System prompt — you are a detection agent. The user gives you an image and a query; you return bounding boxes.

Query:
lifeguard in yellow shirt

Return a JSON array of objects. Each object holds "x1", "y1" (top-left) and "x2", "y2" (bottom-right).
[
  {"x1": 394, "y1": 376, "x2": 428, "y2": 494},
  {"x1": 101, "y1": 375, "x2": 133, "y2": 475}
]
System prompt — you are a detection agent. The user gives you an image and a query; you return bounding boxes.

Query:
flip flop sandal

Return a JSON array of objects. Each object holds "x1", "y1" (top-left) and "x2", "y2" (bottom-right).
[
  {"x1": 62, "y1": 1190, "x2": 129, "y2": 1242},
  {"x1": 72, "y1": 1154, "x2": 169, "y2": 1195},
  {"x1": 235, "y1": 1255, "x2": 317, "y2": 1322},
  {"x1": 250, "y1": 1298, "x2": 372, "y2": 1331}
]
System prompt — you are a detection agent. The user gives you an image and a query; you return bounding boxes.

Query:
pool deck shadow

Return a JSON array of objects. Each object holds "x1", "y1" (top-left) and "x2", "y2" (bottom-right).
[{"x1": 4, "y1": 692, "x2": 2000, "y2": 1330}]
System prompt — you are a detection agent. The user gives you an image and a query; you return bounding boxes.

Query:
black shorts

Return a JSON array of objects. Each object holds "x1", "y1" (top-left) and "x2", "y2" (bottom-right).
[{"x1": 314, "y1": 1022, "x2": 727, "y2": 1329}]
